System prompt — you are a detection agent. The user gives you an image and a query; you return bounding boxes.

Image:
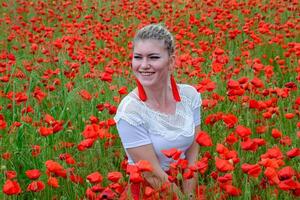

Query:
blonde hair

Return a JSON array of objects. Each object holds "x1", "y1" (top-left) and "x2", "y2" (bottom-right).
[{"x1": 133, "y1": 24, "x2": 175, "y2": 56}]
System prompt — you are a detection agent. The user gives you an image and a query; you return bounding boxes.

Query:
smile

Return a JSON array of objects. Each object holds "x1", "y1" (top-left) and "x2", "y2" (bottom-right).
[{"x1": 139, "y1": 71, "x2": 155, "y2": 76}]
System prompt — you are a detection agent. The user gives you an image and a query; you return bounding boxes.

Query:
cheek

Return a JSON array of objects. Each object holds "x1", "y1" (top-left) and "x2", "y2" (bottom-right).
[{"x1": 131, "y1": 60, "x2": 138, "y2": 71}]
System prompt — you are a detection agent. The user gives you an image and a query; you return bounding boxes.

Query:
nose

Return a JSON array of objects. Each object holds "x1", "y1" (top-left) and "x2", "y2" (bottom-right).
[{"x1": 140, "y1": 58, "x2": 150, "y2": 69}]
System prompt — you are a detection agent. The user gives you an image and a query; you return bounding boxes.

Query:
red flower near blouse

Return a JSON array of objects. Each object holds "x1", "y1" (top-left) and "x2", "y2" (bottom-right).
[
  {"x1": 136, "y1": 160, "x2": 153, "y2": 172},
  {"x1": 161, "y1": 148, "x2": 179, "y2": 158},
  {"x1": 196, "y1": 131, "x2": 213, "y2": 146}
]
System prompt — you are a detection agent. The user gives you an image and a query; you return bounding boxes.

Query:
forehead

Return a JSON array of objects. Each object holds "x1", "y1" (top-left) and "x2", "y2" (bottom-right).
[{"x1": 133, "y1": 39, "x2": 167, "y2": 54}]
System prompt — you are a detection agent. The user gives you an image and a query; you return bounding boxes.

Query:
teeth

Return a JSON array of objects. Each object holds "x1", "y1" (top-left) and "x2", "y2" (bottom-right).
[{"x1": 140, "y1": 72, "x2": 154, "y2": 76}]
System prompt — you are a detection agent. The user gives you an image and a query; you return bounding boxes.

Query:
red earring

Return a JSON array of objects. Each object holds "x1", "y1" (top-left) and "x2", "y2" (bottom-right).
[
  {"x1": 170, "y1": 74, "x2": 181, "y2": 102},
  {"x1": 136, "y1": 78, "x2": 147, "y2": 101}
]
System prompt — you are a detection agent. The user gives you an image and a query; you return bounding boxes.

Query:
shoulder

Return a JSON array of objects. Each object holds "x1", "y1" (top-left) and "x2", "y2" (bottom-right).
[
  {"x1": 178, "y1": 84, "x2": 202, "y2": 108},
  {"x1": 114, "y1": 90, "x2": 145, "y2": 126},
  {"x1": 178, "y1": 84, "x2": 200, "y2": 98}
]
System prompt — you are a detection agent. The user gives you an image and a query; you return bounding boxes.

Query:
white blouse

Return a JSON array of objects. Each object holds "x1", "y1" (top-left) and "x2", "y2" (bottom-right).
[{"x1": 114, "y1": 84, "x2": 202, "y2": 170}]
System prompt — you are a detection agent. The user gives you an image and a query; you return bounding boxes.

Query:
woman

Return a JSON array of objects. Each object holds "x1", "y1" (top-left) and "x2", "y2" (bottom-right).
[{"x1": 114, "y1": 24, "x2": 202, "y2": 199}]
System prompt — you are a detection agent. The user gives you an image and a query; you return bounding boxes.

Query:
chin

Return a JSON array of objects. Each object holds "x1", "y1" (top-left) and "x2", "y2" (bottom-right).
[{"x1": 137, "y1": 76, "x2": 156, "y2": 86}]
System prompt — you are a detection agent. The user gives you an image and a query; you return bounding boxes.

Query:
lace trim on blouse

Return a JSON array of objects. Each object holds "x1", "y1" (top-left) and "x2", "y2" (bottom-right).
[{"x1": 114, "y1": 84, "x2": 201, "y2": 141}]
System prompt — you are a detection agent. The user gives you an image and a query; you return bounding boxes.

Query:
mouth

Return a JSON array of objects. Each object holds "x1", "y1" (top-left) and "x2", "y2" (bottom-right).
[{"x1": 139, "y1": 71, "x2": 155, "y2": 76}]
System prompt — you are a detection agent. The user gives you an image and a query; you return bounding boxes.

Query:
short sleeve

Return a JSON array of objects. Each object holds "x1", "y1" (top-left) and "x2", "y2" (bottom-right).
[
  {"x1": 114, "y1": 96, "x2": 144, "y2": 126},
  {"x1": 179, "y1": 84, "x2": 202, "y2": 126},
  {"x1": 116, "y1": 119, "x2": 152, "y2": 148},
  {"x1": 192, "y1": 88, "x2": 201, "y2": 126},
  {"x1": 191, "y1": 88, "x2": 202, "y2": 110},
  {"x1": 193, "y1": 106, "x2": 201, "y2": 126}
]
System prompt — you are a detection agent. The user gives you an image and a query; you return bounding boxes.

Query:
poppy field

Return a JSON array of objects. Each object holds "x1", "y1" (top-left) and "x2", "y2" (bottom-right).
[{"x1": 0, "y1": 0, "x2": 300, "y2": 199}]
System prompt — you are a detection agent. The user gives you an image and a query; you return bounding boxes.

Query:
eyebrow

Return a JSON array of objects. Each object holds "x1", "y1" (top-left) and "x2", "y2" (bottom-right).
[{"x1": 133, "y1": 53, "x2": 160, "y2": 56}]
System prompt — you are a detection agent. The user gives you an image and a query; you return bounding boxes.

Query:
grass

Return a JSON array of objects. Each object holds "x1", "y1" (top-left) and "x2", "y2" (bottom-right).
[{"x1": 0, "y1": 0, "x2": 299, "y2": 199}]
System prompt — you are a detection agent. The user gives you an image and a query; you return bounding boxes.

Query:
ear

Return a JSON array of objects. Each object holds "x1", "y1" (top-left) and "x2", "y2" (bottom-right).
[{"x1": 168, "y1": 54, "x2": 176, "y2": 72}]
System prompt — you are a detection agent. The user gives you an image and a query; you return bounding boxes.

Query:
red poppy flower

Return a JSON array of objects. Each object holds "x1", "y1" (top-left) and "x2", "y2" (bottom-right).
[
  {"x1": 0, "y1": 118, "x2": 7, "y2": 130},
  {"x1": 47, "y1": 176, "x2": 59, "y2": 188},
  {"x1": 87, "y1": 172, "x2": 103, "y2": 184},
  {"x1": 264, "y1": 167, "x2": 280, "y2": 184},
  {"x1": 44, "y1": 114, "x2": 55, "y2": 125},
  {"x1": 82, "y1": 124, "x2": 100, "y2": 139},
  {"x1": 215, "y1": 157, "x2": 234, "y2": 172},
  {"x1": 129, "y1": 172, "x2": 144, "y2": 183},
  {"x1": 286, "y1": 148, "x2": 300, "y2": 158},
  {"x1": 183, "y1": 168, "x2": 194, "y2": 180},
  {"x1": 196, "y1": 131, "x2": 213, "y2": 146},
  {"x1": 2, "y1": 152, "x2": 11, "y2": 160},
  {"x1": 221, "y1": 114, "x2": 238, "y2": 128},
  {"x1": 196, "y1": 157, "x2": 209, "y2": 174},
  {"x1": 45, "y1": 160, "x2": 65, "y2": 176},
  {"x1": 79, "y1": 90, "x2": 92, "y2": 101},
  {"x1": 118, "y1": 86, "x2": 128, "y2": 95},
  {"x1": 285, "y1": 113, "x2": 295, "y2": 119},
  {"x1": 25, "y1": 169, "x2": 41, "y2": 180},
  {"x1": 235, "y1": 125, "x2": 252, "y2": 138},
  {"x1": 136, "y1": 160, "x2": 153, "y2": 172},
  {"x1": 225, "y1": 132, "x2": 238, "y2": 145},
  {"x1": 32, "y1": 87, "x2": 47, "y2": 102},
  {"x1": 5, "y1": 170, "x2": 17, "y2": 179},
  {"x1": 251, "y1": 77, "x2": 264, "y2": 88},
  {"x1": 31, "y1": 145, "x2": 41, "y2": 157},
  {"x1": 39, "y1": 126, "x2": 54, "y2": 137},
  {"x1": 70, "y1": 174, "x2": 84, "y2": 184},
  {"x1": 278, "y1": 178, "x2": 300, "y2": 191},
  {"x1": 77, "y1": 138, "x2": 96, "y2": 151},
  {"x1": 223, "y1": 184, "x2": 241, "y2": 196},
  {"x1": 2, "y1": 179, "x2": 22, "y2": 195},
  {"x1": 86, "y1": 188, "x2": 97, "y2": 200},
  {"x1": 261, "y1": 146, "x2": 283, "y2": 159},
  {"x1": 144, "y1": 186, "x2": 155, "y2": 197},
  {"x1": 161, "y1": 148, "x2": 178, "y2": 158},
  {"x1": 277, "y1": 166, "x2": 295, "y2": 180},
  {"x1": 216, "y1": 143, "x2": 229, "y2": 154},
  {"x1": 217, "y1": 173, "x2": 232, "y2": 184},
  {"x1": 98, "y1": 188, "x2": 116, "y2": 199},
  {"x1": 62, "y1": 153, "x2": 76, "y2": 165},
  {"x1": 271, "y1": 128, "x2": 282, "y2": 139},
  {"x1": 107, "y1": 172, "x2": 122, "y2": 183},
  {"x1": 241, "y1": 138, "x2": 258, "y2": 152},
  {"x1": 241, "y1": 163, "x2": 261, "y2": 177},
  {"x1": 26, "y1": 181, "x2": 45, "y2": 192}
]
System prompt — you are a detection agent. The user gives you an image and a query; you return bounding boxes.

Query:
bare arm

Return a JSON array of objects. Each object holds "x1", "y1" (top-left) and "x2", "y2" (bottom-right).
[
  {"x1": 182, "y1": 125, "x2": 201, "y2": 198},
  {"x1": 127, "y1": 144, "x2": 168, "y2": 188},
  {"x1": 127, "y1": 144, "x2": 183, "y2": 197}
]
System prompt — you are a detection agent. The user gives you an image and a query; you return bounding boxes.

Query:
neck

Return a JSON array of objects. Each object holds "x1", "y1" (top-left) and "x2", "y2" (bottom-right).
[{"x1": 144, "y1": 83, "x2": 172, "y2": 108}]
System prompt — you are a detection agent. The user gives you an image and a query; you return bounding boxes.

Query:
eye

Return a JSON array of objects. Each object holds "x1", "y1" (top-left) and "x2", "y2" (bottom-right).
[
  {"x1": 150, "y1": 56, "x2": 160, "y2": 60},
  {"x1": 133, "y1": 55, "x2": 142, "y2": 59}
]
